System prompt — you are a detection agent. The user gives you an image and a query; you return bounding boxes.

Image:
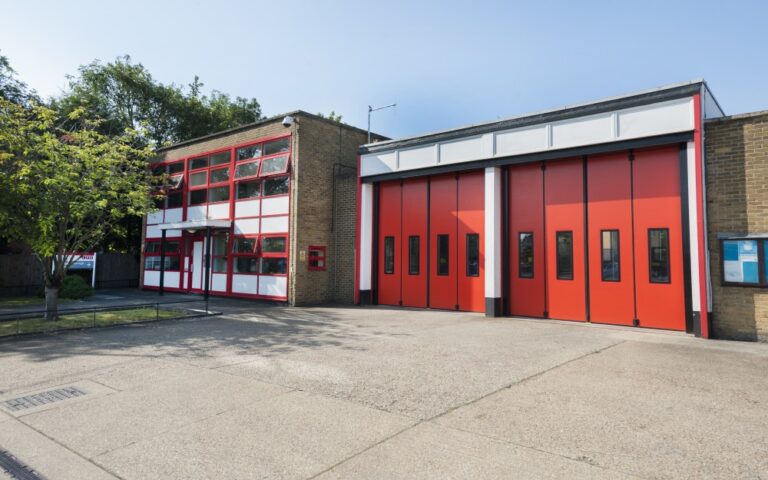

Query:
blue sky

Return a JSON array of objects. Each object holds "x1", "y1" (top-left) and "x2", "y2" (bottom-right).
[{"x1": 2, "y1": 0, "x2": 766, "y2": 139}]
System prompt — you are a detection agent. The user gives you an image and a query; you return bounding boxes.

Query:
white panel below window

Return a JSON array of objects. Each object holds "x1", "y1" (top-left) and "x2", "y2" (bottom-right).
[
  {"x1": 234, "y1": 218, "x2": 260, "y2": 234},
  {"x1": 187, "y1": 206, "x2": 206, "y2": 221},
  {"x1": 231, "y1": 274, "x2": 257, "y2": 294},
  {"x1": 261, "y1": 196, "x2": 289, "y2": 216},
  {"x1": 235, "y1": 199, "x2": 260, "y2": 218},
  {"x1": 165, "y1": 208, "x2": 183, "y2": 223},
  {"x1": 258, "y1": 275, "x2": 287, "y2": 297},
  {"x1": 146, "y1": 225, "x2": 162, "y2": 238},
  {"x1": 260, "y1": 216, "x2": 288, "y2": 233},
  {"x1": 163, "y1": 272, "x2": 180, "y2": 289},
  {"x1": 208, "y1": 203, "x2": 229, "y2": 219},
  {"x1": 147, "y1": 211, "x2": 164, "y2": 225},
  {"x1": 211, "y1": 273, "x2": 227, "y2": 292},
  {"x1": 165, "y1": 229, "x2": 182, "y2": 238},
  {"x1": 144, "y1": 270, "x2": 159, "y2": 287}
]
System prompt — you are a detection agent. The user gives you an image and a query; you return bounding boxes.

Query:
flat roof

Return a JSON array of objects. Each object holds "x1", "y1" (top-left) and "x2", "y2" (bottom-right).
[
  {"x1": 157, "y1": 110, "x2": 387, "y2": 153},
  {"x1": 360, "y1": 80, "x2": 722, "y2": 155}
]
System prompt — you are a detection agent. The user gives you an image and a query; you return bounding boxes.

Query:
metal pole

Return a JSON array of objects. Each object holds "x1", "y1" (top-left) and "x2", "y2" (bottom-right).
[
  {"x1": 367, "y1": 103, "x2": 396, "y2": 144},
  {"x1": 204, "y1": 227, "x2": 212, "y2": 301},
  {"x1": 159, "y1": 229, "x2": 166, "y2": 296}
]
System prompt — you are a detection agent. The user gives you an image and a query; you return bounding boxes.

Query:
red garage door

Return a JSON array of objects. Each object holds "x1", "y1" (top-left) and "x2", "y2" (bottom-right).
[
  {"x1": 401, "y1": 178, "x2": 428, "y2": 308},
  {"x1": 377, "y1": 180, "x2": 402, "y2": 306}
]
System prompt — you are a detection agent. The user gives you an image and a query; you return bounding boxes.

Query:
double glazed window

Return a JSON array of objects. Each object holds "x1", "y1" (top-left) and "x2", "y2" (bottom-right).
[
  {"x1": 188, "y1": 150, "x2": 231, "y2": 205},
  {"x1": 648, "y1": 229, "x2": 670, "y2": 283},
  {"x1": 408, "y1": 236, "x2": 420, "y2": 275},
  {"x1": 151, "y1": 161, "x2": 184, "y2": 209},
  {"x1": 231, "y1": 236, "x2": 288, "y2": 275},
  {"x1": 211, "y1": 234, "x2": 229, "y2": 273},
  {"x1": 234, "y1": 137, "x2": 290, "y2": 201},
  {"x1": 601, "y1": 230, "x2": 620, "y2": 282},
  {"x1": 383, "y1": 237, "x2": 395, "y2": 274},
  {"x1": 436, "y1": 235, "x2": 449, "y2": 276},
  {"x1": 556, "y1": 231, "x2": 573, "y2": 280},
  {"x1": 519, "y1": 232, "x2": 534, "y2": 278},
  {"x1": 466, "y1": 234, "x2": 480, "y2": 277},
  {"x1": 143, "y1": 240, "x2": 181, "y2": 271}
]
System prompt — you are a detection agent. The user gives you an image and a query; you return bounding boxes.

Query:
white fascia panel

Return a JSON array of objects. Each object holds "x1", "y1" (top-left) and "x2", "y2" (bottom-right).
[
  {"x1": 398, "y1": 144, "x2": 438, "y2": 170},
  {"x1": 618, "y1": 98, "x2": 693, "y2": 140},
  {"x1": 495, "y1": 125, "x2": 548, "y2": 157},
  {"x1": 144, "y1": 271, "x2": 159, "y2": 287},
  {"x1": 147, "y1": 211, "x2": 164, "y2": 225},
  {"x1": 163, "y1": 272, "x2": 180, "y2": 288},
  {"x1": 235, "y1": 199, "x2": 260, "y2": 218},
  {"x1": 551, "y1": 113, "x2": 613, "y2": 150},
  {"x1": 360, "y1": 151, "x2": 397, "y2": 176},
  {"x1": 261, "y1": 196, "x2": 289, "y2": 216},
  {"x1": 146, "y1": 225, "x2": 162, "y2": 238},
  {"x1": 439, "y1": 136, "x2": 484, "y2": 164}
]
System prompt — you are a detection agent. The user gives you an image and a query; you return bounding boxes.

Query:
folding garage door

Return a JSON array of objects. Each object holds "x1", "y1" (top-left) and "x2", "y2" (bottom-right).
[
  {"x1": 376, "y1": 172, "x2": 484, "y2": 312},
  {"x1": 508, "y1": 146, "x2": 687, "y2": 331}
]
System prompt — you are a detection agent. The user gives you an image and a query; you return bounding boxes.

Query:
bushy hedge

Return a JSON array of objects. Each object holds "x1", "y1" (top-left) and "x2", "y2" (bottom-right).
[{"x1": 59, "y1": 275, "x2": 93, "y2": 299}]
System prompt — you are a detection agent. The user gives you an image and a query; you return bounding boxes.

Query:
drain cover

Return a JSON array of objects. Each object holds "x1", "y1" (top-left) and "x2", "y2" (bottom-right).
[
  {"x1": 1, "y1": 387, "x2": 87, "y2": 412},
  {"x1": 0, "y1": 449, "x2": 46, "y2": 480}
]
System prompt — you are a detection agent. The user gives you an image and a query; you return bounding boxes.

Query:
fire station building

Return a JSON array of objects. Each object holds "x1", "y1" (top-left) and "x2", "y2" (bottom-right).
[
  {"x1": 356, "y1": 81, "x2": 728, "y2": 338},
  {"x1": 141, "y1": 112, "x2": 378, "y2": 305}
]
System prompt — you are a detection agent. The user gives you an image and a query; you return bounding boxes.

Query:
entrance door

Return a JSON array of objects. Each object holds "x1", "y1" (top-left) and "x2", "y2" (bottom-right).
[{"x1": 190, "y1": 239, "x2": 204, "y2": 292}]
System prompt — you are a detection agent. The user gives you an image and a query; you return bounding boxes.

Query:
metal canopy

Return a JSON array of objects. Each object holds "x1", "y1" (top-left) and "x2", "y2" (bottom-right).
[{"x1": 156, "y1": 219, "x2": 231, "y2": 231}]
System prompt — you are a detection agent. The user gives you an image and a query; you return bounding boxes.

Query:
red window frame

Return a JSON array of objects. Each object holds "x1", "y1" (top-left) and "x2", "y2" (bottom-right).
[
  {"x1": 143, "y1": 238, "x2": 182, "y2": 271},
  {"x1": 211, "y1": 232, "x2": 229, "y2": 274},
  {"x1": 308, "y1": 246, "x2": 326, "y2": 271},
  {"x1": 231, "y1": 235, "x2": 259, "y2": 275}
]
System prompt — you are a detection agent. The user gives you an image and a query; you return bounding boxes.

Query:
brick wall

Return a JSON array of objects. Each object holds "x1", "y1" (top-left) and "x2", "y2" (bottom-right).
[
  {"x1": 705, "y1": 111, "x2": 768, "y2": 341},
  {"x1": 290, "y1": 115, "x2": 369, "y2": 305}
]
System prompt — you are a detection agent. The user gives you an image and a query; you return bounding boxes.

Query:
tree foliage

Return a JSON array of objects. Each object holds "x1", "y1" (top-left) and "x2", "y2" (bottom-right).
[
  {"x1": 0, "y1": 98, "x2": 154, "y2": 317},
  {"x1": 53, "y1": 55, "x2": 263, "y2": 147},
  {"x1": 0, "y1": 53, "x2": 37, "y2": 105},
  {"x1": 317, "y1": 110, "x2": 344, "y2": 123}
]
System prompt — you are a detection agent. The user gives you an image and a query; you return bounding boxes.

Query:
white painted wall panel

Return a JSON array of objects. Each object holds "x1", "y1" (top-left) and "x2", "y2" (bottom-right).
[
  {"x1": 165, "y1": 208, "x2": 183, "y2": 223},
  {"x1": 360, "y1": 151, "x2": 397, "y2": 176},
  {"x1": 146, "y1": 225, "x2": 162, "y2": 238},
  {"x1": 208, "y1": 203, "x2": 229, "y2": 219},
  {"x1": 235, "y1": 199, "x2": 260, "y2": 218},
  {"x1": 494, "y1": 126, "x2": 548, "y2": 156},
  {"x1": 359, "y1": 183, "x2": 373, "y2": 291},
  {"x1": 398, "y1": 145, "x2": 437, "y2": 170},
  {"x1": 618, "y1": 98, "x2": 693, "y2": 139},
  {"x1": 147, "y1": 211, "x2": 163, "y2": 225},
  {"x1": 211, "y1": 273, "x2": 227, "y2": 292},
  {"x1": 234, "y1": 218, "x2": 260, "y2": 235},
  {"x1": 261, "y1": 196, "x2": 289, "y2": 216},
  {"x1": 258, "y1": 275, "x2": 287, "y2": 297},
  {"x1": 231, "y1": 274, "x2": 257, "y2": 294},
  {"x1": 144, "y1": 271, "x2": 159, "y2": 287},
  {"x1": 165, "y1": 229, "x2": 182, "y2": 238},
  {"x1": 551, "y1": 113, "x2": 613, "y2": 149},
  {"x1": 484, "y1": 167, "x2": 502, "y2": 299},
  {"x1": 260, "y1": 215, "x2": 288, "y2": 233},
  {"x1": 187, "y1": 206, "x2": 206, "y2": 221},
  {"x1": 439, "y1": 136, "x2": 483, "y2": 164},
  {"x1": 163, "y1": 272, "x2": 180, "y2": 289}
]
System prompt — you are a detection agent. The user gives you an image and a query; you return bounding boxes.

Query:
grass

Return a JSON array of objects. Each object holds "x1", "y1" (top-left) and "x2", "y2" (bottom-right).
[
  {"x1": 0, "y1": 296, "x2": 73, "y2": 307},
  {"x1": 0, "y1": 307, "x2": 187, "y2": 337}
]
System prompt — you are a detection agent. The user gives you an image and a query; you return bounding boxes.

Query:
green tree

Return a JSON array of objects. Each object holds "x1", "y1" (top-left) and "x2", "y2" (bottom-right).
[
  {"x1": 53, "y1": 56, "x2": 263, "y2": 147},
  {"x1": 0, "y1": 53, "x2": 37, "y2": 105},
  {"x1": 317, "y1": 110, "x2": 343, "y2": 123},
  {"x1": 0, "y1": 98, "x2": 154, "y2": 319}
]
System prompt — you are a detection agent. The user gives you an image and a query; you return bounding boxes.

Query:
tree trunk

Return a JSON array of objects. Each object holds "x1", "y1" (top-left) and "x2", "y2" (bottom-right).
[{"x1": 45, "y1": 286, "x2": 60, "y2": 322}]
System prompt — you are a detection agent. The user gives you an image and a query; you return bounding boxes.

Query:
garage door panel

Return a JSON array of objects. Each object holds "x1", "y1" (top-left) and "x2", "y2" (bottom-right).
[
  {"x1": 587, "y1": 153, "x2": 635, "y2": 326},
  {"x1": 632, "y1": 147, "x2": 685, "y2": 331},
  {"x1": 429, "y1": 174, "x2": 458, "y2": 310},
  {"x1": 509, "y1": 164, "x2": 546, "y2": 318},
  {"x1": 401, "y1": 178, "x2": 428, "y2": 308},
  {"x1": 545, "y1": 158, "x2": 586, "y2": 322},
  {"x1": 378, "y1": 181, "x2": 402, "y2": 306},
  {"x1": 458, "y1": 171, "x2": 485, "y2": 312}
]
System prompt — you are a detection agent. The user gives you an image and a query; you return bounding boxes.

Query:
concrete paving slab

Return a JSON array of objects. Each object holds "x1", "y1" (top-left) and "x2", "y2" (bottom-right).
[
  {"x1": 94, "y1": 390, "x2": 415, "y2": 480},
  {"x1": 0, "y1": 419, "x2": 116, "y2": 480},
  {"x1": 439, "y1": 340, "x2": 768, "y2": 479},
  {"x1": 316, "y1": 422, "x2": 634, "y2": 479},
  {"x1": 20, "y1": 360, "x2": 290, "y2": 458},
  {"x1": 220, "y1": 318, "x2": 621, "y2": 419},
  {"x1": 0, "y1": 379, "x2": 116, "y2": 418}
]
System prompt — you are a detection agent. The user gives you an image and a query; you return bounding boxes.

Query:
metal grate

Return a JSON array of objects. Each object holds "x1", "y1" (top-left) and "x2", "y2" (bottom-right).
[
  {"x1": 0, "y1": 449, "x2": 46, "y2": 480},
  {"x1": 1, "y1": 387, "x2": 87, "y2": 412}
]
